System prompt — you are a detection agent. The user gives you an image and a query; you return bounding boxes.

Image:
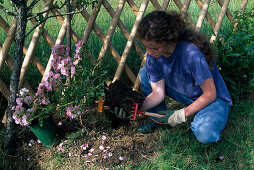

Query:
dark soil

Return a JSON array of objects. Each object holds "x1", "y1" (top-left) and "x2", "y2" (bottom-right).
[
  {"x1": 1, "y1": 81, "x2": 183, "y2": 169},
  {"x1": 3, "y1": 109, "x2": 164, "y2": 169},
  {"x1": 104, "y1": 80, "x2": 145, "y2": 117}
]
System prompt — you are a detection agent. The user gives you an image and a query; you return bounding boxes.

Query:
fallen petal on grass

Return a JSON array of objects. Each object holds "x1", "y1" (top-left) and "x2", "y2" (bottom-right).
[
  {"x1": 57, "y1": 147, "x2": 63, "y2": 151},
  {"x1": 102, "y1": 135, "x2": 106, "y2": 140},
  {"x1": 141, "y1": 154, "x2": 147, "y2": 158},
  {"x1": 219, "y1": 156, "x2": 225, "y2": 160},
  {"x1": 99, "y1": 145, "x2": 104, "y2": 150}
]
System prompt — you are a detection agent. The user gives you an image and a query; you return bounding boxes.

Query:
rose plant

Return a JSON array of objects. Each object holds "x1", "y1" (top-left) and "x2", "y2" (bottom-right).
[{"x1": 12, "y1": 41, "x2": 83, "y2": 127}]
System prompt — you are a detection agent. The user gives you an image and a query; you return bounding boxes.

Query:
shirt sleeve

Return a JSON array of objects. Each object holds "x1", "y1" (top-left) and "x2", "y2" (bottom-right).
[
  {"x1": 146, "y1": 54, "x2": 163, "y2": 83},
  {"x1": 190, "y1": 56, "x2": 212, "y2": 86}
]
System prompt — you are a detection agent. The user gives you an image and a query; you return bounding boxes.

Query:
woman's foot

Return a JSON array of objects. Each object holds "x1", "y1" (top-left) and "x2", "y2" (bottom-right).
[{"x1": 137, "y1": 120, "x2": 168, "y2": 134}]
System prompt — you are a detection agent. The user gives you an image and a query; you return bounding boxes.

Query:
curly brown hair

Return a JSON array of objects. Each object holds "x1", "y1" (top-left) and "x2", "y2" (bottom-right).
[{"x1": 137, "y1": 10, "x2": 216, "y2": 69}]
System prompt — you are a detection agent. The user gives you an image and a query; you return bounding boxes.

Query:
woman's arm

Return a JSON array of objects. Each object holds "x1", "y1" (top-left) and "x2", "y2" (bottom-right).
[
  {"x1": 140, "y1": 79, "x2": 165, "y2": 111},
  {"x1": 184, "y1": 77, "x2": 217, "y2": 117}
]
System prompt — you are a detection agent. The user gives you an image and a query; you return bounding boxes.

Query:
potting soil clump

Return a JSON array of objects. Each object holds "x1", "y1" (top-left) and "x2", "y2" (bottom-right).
[{"x1": 104, "y1": 80, "x2": 145, "y2": 117}]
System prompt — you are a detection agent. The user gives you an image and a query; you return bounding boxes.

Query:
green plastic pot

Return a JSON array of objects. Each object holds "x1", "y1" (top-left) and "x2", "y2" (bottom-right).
[{"x1": 28, "y1": 116, "x2": 62, "y2": 147}]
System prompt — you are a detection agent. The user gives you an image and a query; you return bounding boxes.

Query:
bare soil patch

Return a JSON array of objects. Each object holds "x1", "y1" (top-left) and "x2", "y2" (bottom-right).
[
  {"x1": 4, "y1": 80, "x2": 167, "y2": 169},
  {"x1": 11, "y1": 110, "x2": 165, "y2": 169}
]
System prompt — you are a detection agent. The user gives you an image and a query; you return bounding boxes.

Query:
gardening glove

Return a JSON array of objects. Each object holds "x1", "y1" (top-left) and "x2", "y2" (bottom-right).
[
  {"x1": 157, "y1": 110, "x2": 174, "y2": 124},
  {"x1": 114, "y1": 106, "x2": 127, "y2": 118},
  {"x1": 157, "y1": 108, "x2": 187, "y2": 127}
]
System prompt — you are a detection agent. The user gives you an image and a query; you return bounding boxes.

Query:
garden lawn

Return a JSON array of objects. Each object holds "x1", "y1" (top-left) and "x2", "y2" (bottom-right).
[{"x1": 0, "y1": 94, "x2": 253, "y2": 169}]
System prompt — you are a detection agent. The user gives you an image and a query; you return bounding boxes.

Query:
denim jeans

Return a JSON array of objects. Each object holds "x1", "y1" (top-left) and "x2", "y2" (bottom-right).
[{"x1": 139, "y1": 66, "x2": 230, "y2": 144}]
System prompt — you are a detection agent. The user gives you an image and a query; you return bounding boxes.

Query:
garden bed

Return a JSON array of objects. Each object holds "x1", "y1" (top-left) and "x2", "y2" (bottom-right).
[
  {"x1": 1, "y1": 80, "x2": 185, "y2": 169},
  {"x1": 10, "y1": 109, "x2": 165, "y2": 169},
  {"x1": 3, "y1": 80, "x2": 169, "y2": 169}
]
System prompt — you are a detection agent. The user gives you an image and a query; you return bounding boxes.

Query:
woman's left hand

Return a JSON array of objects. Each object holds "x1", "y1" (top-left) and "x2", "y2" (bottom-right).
[
  {"x1": 168, "y1": 108, "x2": 186, "y2": 127},
  {"x1": 158, "y1": 108, "x2": 187, "y2": 127}
]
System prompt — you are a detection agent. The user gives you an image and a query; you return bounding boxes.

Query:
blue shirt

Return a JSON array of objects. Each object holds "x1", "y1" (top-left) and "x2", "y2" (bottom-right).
[{"x1": 146, "y1": 40, "x2": 232, "y2": 106}]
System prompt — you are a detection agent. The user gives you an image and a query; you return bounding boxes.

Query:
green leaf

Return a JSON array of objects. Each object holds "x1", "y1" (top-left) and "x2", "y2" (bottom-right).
[
  {"x1": 70, "y1": 133, "x2": 76, "y2": 140},
  {"x1": 222, "y1": 54, "x2": 227, "y2": 63},
  {"x1": 39, "y1": 14, "x2": 44, "y2": 23},
  {"x1": 0, "y1": 0, "x2": 4, "y2": 4},
  {"x1": 100, "y1": 92, "x2": 105, "y2": 97},
  {"x1": 230, "y1": 53, "x2": 242, "y2": 57}
]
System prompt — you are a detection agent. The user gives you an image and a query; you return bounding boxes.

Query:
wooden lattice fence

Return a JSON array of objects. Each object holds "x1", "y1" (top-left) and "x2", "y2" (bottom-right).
[{"x1": 0, "y1": 0, "x2": 249, "y2": 104}]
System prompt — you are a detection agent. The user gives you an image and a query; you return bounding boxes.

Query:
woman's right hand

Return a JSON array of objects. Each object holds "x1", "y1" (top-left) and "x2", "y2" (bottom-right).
[{"x1": 113, "y1": 107, "x2": 127, "y2": 118}]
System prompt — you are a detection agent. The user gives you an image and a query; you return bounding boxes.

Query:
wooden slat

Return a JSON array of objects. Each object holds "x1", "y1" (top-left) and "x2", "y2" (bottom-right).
[
  {"x1": 80, "y1": 7, "x2": 137, "y2": 83},
  {"x1": 40, "y1": 19, "x2": 68, "y2": 83},
  {"x1": 217, "y1": 0, "x2": 233, "y2": 23},
  {"x1": 104, "y1": 0, "x2": 144, "y2": 89},
  {"x1": 0, "y1": 16, "x2": 46, "y2": 76},
  {"x1": 0, "y1": 15, "x2": 10, "y2": 32},
  {"x1": 126, "y1": 0, "x2": 139, "y2": 16},
  {"x1": 234, "y1": 0, "x2": 248, "y2": 29},
  {"x1": 41, "y1": 0, "x2": 83, "y2": 83},
  {"x1": 49, "y1": 5, "x2": 79, "y2": 43},
  {"x1": 150, "y1": 0, "x2": 161, "y2": 10},
  {"x1": 161, "y1": 0, "x2": 170, "y2": 11},
  {"x1": 173, "y1": 0, "x2": 196, "y2": 28},
  {"x1": 103, "y1": 0, "x2": 145, "y2": 59},
  {"x1": 126, "y1": 0, "x2": 147, "y2": 89},
  {"x1": 5, "y1": 56, "x2": 35, "y2": 97},
  {"x1": 97, "y1": 0, "x2": 126, "y2": 62},
  {"x1": 239, "y1": 0, "x2": 248, "y2": 13},
  {"x1": 149, "y1": 0, "x2": 170, "y2": 11},
  {"x1": 30, "y1": 18, "x2": 55, "y2": 48},
  {"x1": 0, "y1": 43, "x2": 35, "y2": 97},
  {"x1": 0, "y1": 78, "x2": 10, "y2": 99},
  {"x1": 0, "y1": 45, "x2": 10, "y2": 99},
  {"x1": 0, "y1": 19, "x2": 16, "y2": 74},
  {"x1": 181, "y1": 0, "x2": 191, "y2": 19},
  {"x1": 18, "y1": 0, "x2": 54, "y2": 90},
  {"x1": 210, "y1": 0, "x2": 230, "y2": 43},
  {"x1": 195, "y1": 0, "x2": 216, "y2": 31},
  {"x1": 81, "y1": 0, "x2": 103, "y2": 45},
  {"x1": 113, "y1": 0, "x2": 149, "y2": 82},
  {"x1": 196, "y1": 0, "x2": 211, "y2": 31}
]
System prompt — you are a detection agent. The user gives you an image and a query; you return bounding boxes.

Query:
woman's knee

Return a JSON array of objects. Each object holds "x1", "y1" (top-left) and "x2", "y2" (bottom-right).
[
  {"x1": 191, "y1": 124, "x2": 221, "y2": 144},
  {"x1": 139, "y1": 66, "x2": 152, "y2": 96},
  {"x1": 139, "y1": 66, "x2": 147, "y2": 82},
  {"x1": 190, "y1": 99, "x2": 230, "y2": 144}
]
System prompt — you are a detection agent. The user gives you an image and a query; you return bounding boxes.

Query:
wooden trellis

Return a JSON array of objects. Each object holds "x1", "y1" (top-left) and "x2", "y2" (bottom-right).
[{"x1": 0, "y1": 0, "x2": 249, "y2": 103}]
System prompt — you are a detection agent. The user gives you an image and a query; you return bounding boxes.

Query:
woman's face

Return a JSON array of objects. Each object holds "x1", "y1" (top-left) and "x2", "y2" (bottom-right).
[{"x1": 142, "y1": 40, "x2": 176, "y2": 58}]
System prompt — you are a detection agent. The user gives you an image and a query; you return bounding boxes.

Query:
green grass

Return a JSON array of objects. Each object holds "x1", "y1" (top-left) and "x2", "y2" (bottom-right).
[{"x1": 134, "y1": 96, "x2": 254, "y2": 169}]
